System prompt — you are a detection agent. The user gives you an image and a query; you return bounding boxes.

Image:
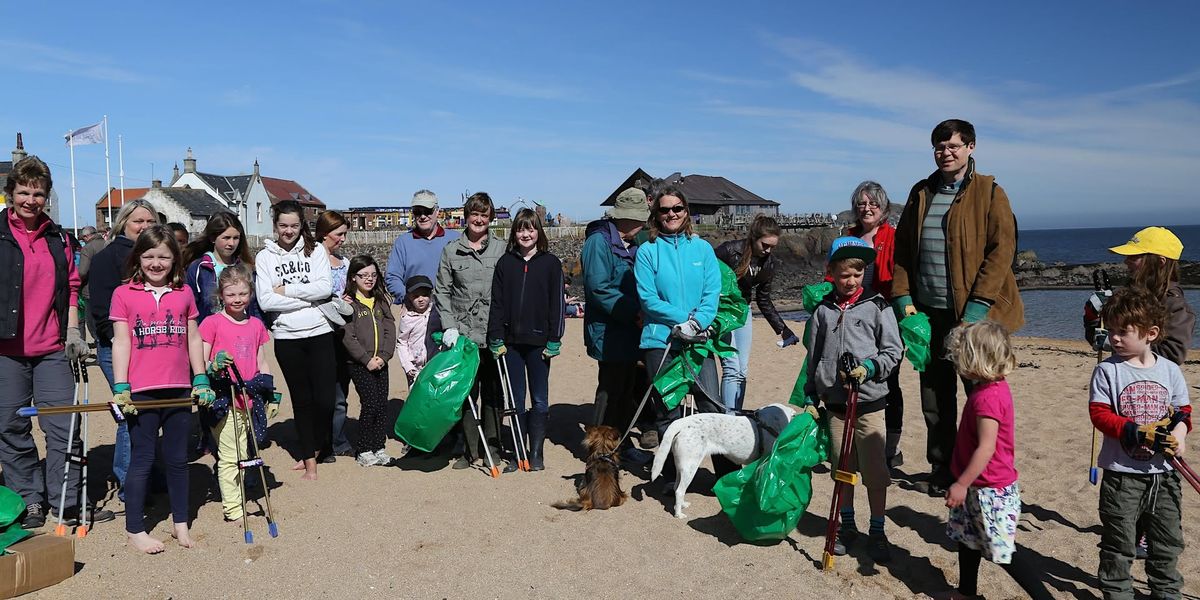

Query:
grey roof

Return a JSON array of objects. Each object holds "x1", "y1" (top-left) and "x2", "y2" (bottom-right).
[
  {"x1": 196, "y1": 172, "x2": 252, "y2": 204},
  {"x1": 601, "y1": 168, "x2": 779, "y2": 207},
  {"x1": 155, "y1": 188, "x2": 234, "y2": 217}
]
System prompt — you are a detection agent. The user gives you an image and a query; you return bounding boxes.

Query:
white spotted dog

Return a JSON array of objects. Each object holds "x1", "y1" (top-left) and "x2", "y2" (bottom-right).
[{"x1": 650, "y1": 403, "x2": 796, "y2": 519}]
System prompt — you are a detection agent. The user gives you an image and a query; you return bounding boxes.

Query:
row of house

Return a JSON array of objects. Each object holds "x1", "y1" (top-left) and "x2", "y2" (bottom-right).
[
  {"x1": 94, "y1": 148, "x2": 326, "y2": 239},
  {"x1": 341, "y1": 205, "x2": 513, "y2": 231}
]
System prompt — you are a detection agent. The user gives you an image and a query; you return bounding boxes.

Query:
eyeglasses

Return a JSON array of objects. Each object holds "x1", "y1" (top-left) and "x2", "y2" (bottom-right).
[
  {"x1": 933, "y1": 143, "x2": 968, "y2": 155},
  {"x1": 354, "y1": 272, "x2": 379, "y2": 280},
  {"x1": 656, "y1": 205, "x2": 687, "y2": 215},
  {"x1": 855, "y1": 201, "x2": 881, "y2": 209}
]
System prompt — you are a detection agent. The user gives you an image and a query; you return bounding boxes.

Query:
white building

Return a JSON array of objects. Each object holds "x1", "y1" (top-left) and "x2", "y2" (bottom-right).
[{"x1": 141, "y1": 186, "x2": 233, "y2": 235}]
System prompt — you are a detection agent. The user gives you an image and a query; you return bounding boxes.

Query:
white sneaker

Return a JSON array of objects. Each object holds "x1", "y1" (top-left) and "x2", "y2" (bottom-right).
[
  {"x1": 372, "y1": 449, "x2": 394, "y2": 466},
  {"x1": 356, "y1": 452, "x2": 381, "y2": 467}
]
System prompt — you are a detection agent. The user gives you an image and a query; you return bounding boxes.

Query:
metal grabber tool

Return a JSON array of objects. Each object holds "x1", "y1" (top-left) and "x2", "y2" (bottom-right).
[
  {"x1": 822, "y1": 353, "x2": 862, "y2": 571},
  {"x1": 497, "y1": 356, "x2": 530, "y2": 473},
  {"x1": 228, "y1": 363, "x2": 280, "y2": 541}
]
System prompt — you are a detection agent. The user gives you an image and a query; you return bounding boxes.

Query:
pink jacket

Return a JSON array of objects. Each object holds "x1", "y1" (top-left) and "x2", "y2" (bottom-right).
[{"x1": 0, "y1": 210, "x2": 79, "y2": 357}]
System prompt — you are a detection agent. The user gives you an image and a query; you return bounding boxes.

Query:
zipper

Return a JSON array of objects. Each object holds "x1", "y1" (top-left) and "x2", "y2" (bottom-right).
[{"x1": 516, "y1": 256, "x2": 528, "y2": 336}]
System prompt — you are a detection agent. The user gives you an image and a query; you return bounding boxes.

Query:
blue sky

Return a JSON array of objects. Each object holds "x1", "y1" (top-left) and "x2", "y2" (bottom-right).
[{"x1": 3, "y1": 1, "x2": 1198, "y2": 230}]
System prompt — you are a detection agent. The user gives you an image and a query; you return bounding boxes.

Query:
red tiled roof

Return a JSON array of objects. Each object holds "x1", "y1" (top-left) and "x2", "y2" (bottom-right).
[
  {"x1": 262, "y1": 177, "x2": 324, "y2": 208},
  {"x1": 94, "y1": 187, "x2": 151, "y2": 209}
]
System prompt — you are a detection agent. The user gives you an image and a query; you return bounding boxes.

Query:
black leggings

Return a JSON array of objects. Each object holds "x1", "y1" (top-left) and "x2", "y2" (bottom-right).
[
  {"x1": 275, "y1": 334, "x2": 337, "y2": 460},
  {"x1": 350, "y1": 363, "x2": 389, "y2": 454},
  {"x1": 957, "y1": 543, "x2": 1053, "y2": 599},
  {"x1": 125, "y1": 390, "x2": 190, "y2": 534}
]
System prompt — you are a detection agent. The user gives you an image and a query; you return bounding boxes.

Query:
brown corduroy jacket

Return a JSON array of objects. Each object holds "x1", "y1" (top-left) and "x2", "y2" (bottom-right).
[{"x1": 892, "y1": 159, "x2": 1025, "y2": 333}]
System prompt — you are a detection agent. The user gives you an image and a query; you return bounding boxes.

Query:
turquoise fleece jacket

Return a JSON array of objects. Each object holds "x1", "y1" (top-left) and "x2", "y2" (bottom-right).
[{"x1": 634, "y1": 232, "x2": 721, "y2": 350}]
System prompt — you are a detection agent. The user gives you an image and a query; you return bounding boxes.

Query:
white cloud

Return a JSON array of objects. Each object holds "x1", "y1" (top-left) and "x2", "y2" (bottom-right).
[{"x1": 0, "y1": 40, "x2": 143, "y2": 83}]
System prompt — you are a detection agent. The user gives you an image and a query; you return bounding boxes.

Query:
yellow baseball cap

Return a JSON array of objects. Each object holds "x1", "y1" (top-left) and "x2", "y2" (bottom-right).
[{"x1": 1108, "y1": 226, "x2": 1183, "y2": 260}]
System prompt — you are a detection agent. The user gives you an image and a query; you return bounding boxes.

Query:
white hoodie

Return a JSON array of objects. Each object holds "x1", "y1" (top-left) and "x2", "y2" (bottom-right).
[{"x1": 255, "y1": 239, "x2": 333, "y2": 340}]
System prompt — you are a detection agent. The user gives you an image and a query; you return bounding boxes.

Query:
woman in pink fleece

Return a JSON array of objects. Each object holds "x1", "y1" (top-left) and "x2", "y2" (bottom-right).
[{"x1": 0, "y1": 156, "x2": 103, "y2": 529}]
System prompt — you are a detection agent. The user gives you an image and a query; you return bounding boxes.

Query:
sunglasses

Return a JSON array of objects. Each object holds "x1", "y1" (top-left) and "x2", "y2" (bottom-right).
[
  {"x1": 656, "y1": 205, "x2": 687, "y2": 215},
  {"x1": 412, "y1": 206, "x2": 434, "y2": 217}
]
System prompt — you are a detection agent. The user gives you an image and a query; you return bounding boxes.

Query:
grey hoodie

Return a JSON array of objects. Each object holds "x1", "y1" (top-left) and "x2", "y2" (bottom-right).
[
  {"x1": 803, "y1": 291, "x2": 903, "y2": 413},
  {"x1": 254, "y1": 239, "x2": 333, "y2": 340}
]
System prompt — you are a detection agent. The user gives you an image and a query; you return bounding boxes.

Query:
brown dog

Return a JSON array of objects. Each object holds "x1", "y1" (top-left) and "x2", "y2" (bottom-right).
[{"x1": 552, "y1": 425, "x2": 627, "y2": 511}]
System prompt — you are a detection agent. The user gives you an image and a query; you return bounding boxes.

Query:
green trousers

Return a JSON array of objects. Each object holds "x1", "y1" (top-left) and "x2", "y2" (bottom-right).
[{"x1": 1098, "y1": 470, "x2": 1184, "y2": 599}]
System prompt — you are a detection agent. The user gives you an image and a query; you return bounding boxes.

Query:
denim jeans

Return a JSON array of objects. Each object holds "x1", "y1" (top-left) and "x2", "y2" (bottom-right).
[
  {"x1": 499, "y1": 344, "x2": 550, "y2": 417},
  {"x1": 719, "y1": 317, "x2": 753, "y2": 413},
  {"x1": 96, "y1": 345, "x2": 130, "y2": 495}
]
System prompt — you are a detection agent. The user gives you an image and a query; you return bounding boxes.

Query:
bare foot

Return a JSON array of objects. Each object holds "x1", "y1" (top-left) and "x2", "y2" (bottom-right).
[
  {"x1": 172, "y1": 523, "x2": 195, "y2": 548},
  {"x1": 301, "y1": 457, "x2": 318, "y2": 481},
  {"x1": 128, "y1": 531, "x2": 165, "y2": 554},
  {"x1": 291, "y1": 460, "x2": 305, "y2": 471}
]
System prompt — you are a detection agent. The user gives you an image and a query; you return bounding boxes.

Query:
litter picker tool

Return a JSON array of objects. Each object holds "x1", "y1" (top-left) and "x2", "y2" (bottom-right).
[
  {"x1": 497, "y1": 356, "x2": 530, "y2": 473},
  {"x1": 822, "y1": 353, "x2": 861, "y2": 572},
  {"x1": 74, "y1": 359, "x2": 92, "y2": 538},
  {"x1": 228, "y1": 363, "x2": 279, "y2": 541},
  {"x1": 53, "y1": 360, "x2": 84, "y2": 537},
  {"x1": 1157, "y1": 408, "x2": 1200, "y2": 496},
  {"x1": 19, "y1": 398, "x2": 194, "y2": 420},
  {"x1": 466, "y1": 392, "x2": 500, "y2": 478},
  {"x1": 1088, "y1": 269, "x2": 1111, "y2": 486}
]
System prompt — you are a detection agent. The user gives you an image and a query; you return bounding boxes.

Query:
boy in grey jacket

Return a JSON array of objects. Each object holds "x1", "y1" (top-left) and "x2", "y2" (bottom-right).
[{"x1": 804, "y1": 236, "x2": 903, "y2": 563}]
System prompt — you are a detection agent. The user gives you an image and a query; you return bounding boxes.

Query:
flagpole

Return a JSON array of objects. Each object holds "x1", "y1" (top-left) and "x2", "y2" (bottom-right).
[
  {"x1": 117, "y1": 134, "x2": 125, "y2": 225},
  {"x1": 103, "y1": 116, "x2": 113, "y2": 228},
  {"x1": 68, "y1": 132, "x2": 77, "y2": 232}
]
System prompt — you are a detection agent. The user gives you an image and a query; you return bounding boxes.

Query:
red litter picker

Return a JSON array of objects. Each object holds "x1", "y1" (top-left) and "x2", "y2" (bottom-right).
[{"x1": 822, "y1": 353, "x2": 861, "y2": 571}]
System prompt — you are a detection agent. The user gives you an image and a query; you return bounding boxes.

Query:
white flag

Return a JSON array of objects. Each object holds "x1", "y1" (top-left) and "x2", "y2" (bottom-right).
[{"x1": 64, "y1": 122, "x2": 105, "y2": 146}]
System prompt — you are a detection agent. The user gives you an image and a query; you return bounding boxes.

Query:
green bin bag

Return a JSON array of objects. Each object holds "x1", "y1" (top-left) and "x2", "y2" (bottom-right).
[
  {"x1": 712, "y1": 410, "x2": 829, "y2": 542},
  {"x1": 393, "y1": 337, "x2": 481, "y2": 452},
  {"x1": 788, "y1": 281, "x2": 833, "y2": 407},
  {"x1": 0, "y1": 486, "x2": 30, "y2": 552},
  {"x1": 899, "y1": 312, "x2": 932, "y2": 372}
]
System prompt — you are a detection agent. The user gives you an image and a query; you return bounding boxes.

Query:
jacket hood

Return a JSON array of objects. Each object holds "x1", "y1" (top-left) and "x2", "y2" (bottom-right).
[
  {"x1": 264, "y1": 239, "x2": 305, "y2": 256},
  {"x1": 586, "y1": 219, "x2": 637, "y2": 262}
]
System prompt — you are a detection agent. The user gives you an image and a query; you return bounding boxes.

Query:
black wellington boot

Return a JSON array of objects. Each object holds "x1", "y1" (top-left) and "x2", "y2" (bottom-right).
[{"x1": 528, "y1": 411, "x2": 547, "y2": 471}]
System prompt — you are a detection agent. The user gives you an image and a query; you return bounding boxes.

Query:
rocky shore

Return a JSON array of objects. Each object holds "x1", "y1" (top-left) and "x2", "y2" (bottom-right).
[{"x1": 341, "y1": 231, "x2": 1198, "y2": 307}]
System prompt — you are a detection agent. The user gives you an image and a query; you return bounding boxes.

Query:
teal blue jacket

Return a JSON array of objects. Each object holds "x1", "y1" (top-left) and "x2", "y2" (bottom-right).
[
  {"x1": 581, "y1": 220, "x2": 641, "y2": 361},
  {"x1": 634, "y1": 232, "x2": 721, "y2": 350}
]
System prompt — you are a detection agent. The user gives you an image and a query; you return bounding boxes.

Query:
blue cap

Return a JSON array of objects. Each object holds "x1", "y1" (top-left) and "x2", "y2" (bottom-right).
[{"x1": 828, "y1": 236, "x2": 876, "y2": 265}]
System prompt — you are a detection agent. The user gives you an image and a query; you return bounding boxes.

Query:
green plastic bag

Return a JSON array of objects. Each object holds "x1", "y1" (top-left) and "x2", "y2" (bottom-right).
[
  {"x1": 653, "y1": 262, "x2": 748, "y2": 410},
  {"x1": 0, "y1": 486, "x2": 31, "y2": 552},
  {"x1": 712, "y1": 411, "x2": 829, "y2": 542},
  {"x1": 393, "y1": 337, "x2": 480, "y2": 452},
  {"x1": 788, "y1": 282, "x2": 833, "y2": 407},
  {"x1": 899, "y1": 312, "x2": 932, "y2": 372}
]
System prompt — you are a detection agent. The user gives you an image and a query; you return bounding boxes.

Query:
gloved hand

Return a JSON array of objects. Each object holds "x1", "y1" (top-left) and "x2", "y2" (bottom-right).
[
  {"x1": 206, "y1": 350, "x2": 234, "y2": 376},
  {"x1": 962, "y1": 300, "x2": 991, "y2": 324},
  {"x1": 192, "y1": 374, "x2": 216, "y2": 407},
  {"x1": 489, "y1": 339, "x2": 506, "y2": 358},
  {"x1": 802, "y1": 403, "x2": 820, "y2": 421},
  {"x1": 1124, "y1": 416, "x2": 1179, "y2": 455},
  {"x1": 777, "y1": 328, "x2": 799, "y2": 348},
  {"x1": 112, "y1": 382, "x2": 136, "y2": 415},
  {"x1": 893, "y1": 295, "x2": 917, "y2": 320},
  {"x1": 442, "y1": 328, "x2": 460, "y2": 348},
  {"x1": 1085, "y1": 291, "x2": 1111, "y2": 317},
  {"x1": 268, "y1": 392, "x2": 282, "y2": 420},
  {"x1": 671, "y1": 317, "x2": 706, "y2": 343},
  {"x1": 543, "y1": 341, "x2": 561, "y2": 359},
  {"x1": 64, "y1": 328, "x2": 88, "y2": 361},
  {"x1": 839, "y1": 359, "x2": 875, "y2": 384},
  {"x1": 1090, "y1": 328, "x2": 1110, "y2": 353}
]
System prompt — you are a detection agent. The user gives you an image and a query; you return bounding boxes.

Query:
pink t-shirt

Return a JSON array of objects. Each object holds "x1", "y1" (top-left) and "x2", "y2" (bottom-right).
[
  {"x1": 199, "y1": 313, "x2": 270, "y2": 381},
  {"x1": 950, "y1": 379, "x2": 1018, "y2": 488},
  {"x1": 110, "y1": 284, "x2": 198, "y2": 393}
]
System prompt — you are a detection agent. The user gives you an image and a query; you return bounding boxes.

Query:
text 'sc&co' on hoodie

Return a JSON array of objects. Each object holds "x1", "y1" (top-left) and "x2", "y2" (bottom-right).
[{"x1": 254, "y1": 239, "x2": 333, "y2": 339}]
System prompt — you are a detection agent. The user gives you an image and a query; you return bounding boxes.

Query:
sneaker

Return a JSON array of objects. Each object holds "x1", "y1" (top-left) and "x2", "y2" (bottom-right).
[
  {"x1": 1135, "y1": 535, "x2": 1148, "y2": 560},
  {"x1": 639, "y1": 430, "x2": 660, "y2": 449},
  {"x1": 887, "y1": 451, "x2": 904, "y2": 469},
  {"x1": 833, "y1": 525, "x2": 859, "y2": 556},
  {"x1": 867, "y1": 532, "x2": 892, "y2": 563},
  {"x1": 356, "y1": 452, "x2": 381, "y2": 467},
  {"x1": 20, "y1": 502, "x2": 45, "y2": 529},
  {"x1": 372, "y1": 449, "x2": 395, "y2": 466},
  {"x1": 318, "y1": 454, "x2": 337, "y2": 464},
  {"x1": 451, "y1": 456, "x2": 473, "y2": 470}
]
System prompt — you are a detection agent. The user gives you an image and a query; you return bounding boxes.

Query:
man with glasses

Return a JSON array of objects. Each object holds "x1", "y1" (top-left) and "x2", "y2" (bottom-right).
[
  {"x1": 891, "y1": 119, "x2": 1024, "y2": 497},
  {"x1": 385, "y1": 189, "x2": 461, "y2": 303}
]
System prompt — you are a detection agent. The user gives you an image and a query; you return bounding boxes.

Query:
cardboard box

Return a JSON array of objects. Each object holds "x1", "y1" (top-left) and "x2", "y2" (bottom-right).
[{"x1": 0, "y1": 535, "x2": 75, "y2": 598}]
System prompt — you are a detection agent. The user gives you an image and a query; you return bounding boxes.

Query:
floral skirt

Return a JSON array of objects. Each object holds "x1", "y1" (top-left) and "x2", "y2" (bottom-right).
[{"x1": 946, "y1": 481, "x2": 1020, "y2": 564}]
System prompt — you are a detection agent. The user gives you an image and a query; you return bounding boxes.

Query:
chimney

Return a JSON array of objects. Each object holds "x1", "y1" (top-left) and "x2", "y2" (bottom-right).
[
  {"x1": 11, "y1": 133, "x2": 27, "y2": 164},
  {"x1": 183, "y1": 147, "x2": 196, "y2": 174},
  {"x1": 172, "y1": 162, "x2": 180, "y2": 183},
  {"x1": 151, "y1": 179, "x2": 162, "y2": 189},
  {"x1": 253, "y1": 159, "x2": 260, "y2": 177}
]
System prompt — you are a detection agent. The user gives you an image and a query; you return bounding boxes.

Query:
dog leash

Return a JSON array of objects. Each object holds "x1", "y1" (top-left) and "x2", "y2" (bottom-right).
[{"x1": 614, "y1": 339, "x2": 676, "y2": 451}]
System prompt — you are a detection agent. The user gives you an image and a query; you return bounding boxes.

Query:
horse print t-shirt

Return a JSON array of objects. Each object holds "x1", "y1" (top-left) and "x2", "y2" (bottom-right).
[
  {"x1": 110, "y1": 284, "x2": 198, "y2": 393},
  {"x1": 1090, "y1": 354, "x2": 1190, "y2": 474}
]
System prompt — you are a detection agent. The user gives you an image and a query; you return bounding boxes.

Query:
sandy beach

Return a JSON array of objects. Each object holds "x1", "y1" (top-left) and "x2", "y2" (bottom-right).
[{"x1": 22, "y1": 317, "x2": 1200, "y2": 600}]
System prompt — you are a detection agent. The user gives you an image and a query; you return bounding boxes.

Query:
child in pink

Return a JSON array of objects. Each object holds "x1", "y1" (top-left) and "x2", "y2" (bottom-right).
[
  {"x1": 110, "y1": 225, "x2": 211, "y2": 554},
  {"x1": 198, "y1": 264, "x2": 275, "y2": 521},
  {"x1": 394, "y1": 275, "x2": 440, "y2": 385},
  {"x1": 943, "y1": 321, "x2": 1050, "y2": 599}
]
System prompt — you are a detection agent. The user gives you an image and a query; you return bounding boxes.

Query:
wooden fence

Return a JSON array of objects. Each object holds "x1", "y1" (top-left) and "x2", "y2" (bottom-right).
[{"x1": 345, "y1": 226, "x2": 588, "y2": 245}]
